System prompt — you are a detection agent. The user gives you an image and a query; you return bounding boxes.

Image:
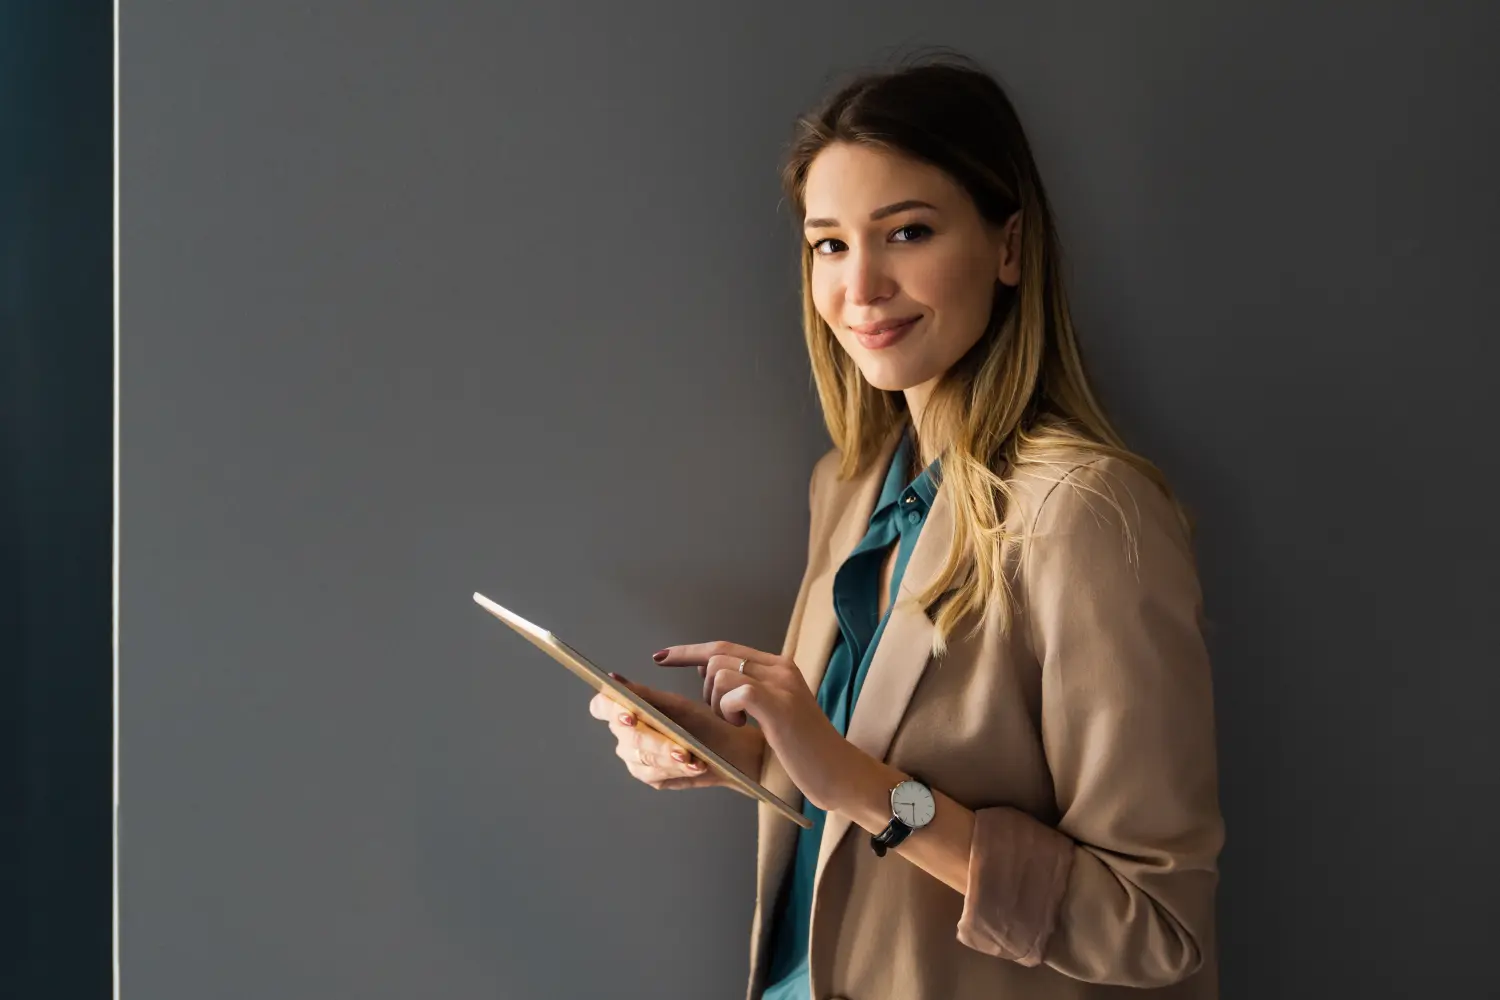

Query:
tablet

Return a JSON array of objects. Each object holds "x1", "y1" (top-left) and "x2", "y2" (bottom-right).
[{"x1": 473, "y1": 592, "x2": 812, "y2": 829}]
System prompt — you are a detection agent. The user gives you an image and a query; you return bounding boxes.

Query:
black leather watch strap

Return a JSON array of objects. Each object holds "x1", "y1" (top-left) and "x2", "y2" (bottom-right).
[{"x1": 870, "y1": 817, "x2": 914, "y2": 857}]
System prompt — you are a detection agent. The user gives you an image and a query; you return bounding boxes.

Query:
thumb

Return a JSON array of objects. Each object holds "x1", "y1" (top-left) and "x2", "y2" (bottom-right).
[{"x1": 717, "y1": 683, "x2": 758, "y2": 727}]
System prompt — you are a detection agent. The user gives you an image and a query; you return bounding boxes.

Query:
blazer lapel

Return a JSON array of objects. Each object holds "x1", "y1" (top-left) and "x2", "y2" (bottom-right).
[
  {"x1": 748, "y1": 423, "x2": 904, "y2": 994},
  {"x1": 794, "y1": 423, "x2": 905, "y2": 697},
  {"x1": 813, "y1": 469, "x2": 952, "y2": 891}
]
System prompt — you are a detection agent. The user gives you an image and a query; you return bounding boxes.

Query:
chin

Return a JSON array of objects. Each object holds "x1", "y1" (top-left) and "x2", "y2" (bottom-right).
[
  {"x1": 862, "y1": 373, "x2": 913, "y2": 392},
  {"x1": 856, "y1": 359, "x2": 935, "y2": 393}
]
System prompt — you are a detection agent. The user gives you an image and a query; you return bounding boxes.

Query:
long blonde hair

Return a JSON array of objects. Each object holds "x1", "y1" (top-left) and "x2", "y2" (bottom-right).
[{"x1": 781, "y1": 52, "x2": 1188, "y2": 656}]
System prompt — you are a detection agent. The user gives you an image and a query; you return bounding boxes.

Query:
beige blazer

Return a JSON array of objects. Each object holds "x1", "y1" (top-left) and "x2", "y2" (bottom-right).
[{"x1": 747, "y1": 423, "x2": 1224, "y2": 1000}]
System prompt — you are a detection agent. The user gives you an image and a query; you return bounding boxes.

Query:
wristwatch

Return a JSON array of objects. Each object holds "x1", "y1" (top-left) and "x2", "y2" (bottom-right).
[{"x1": 870, "y1": 778, "x2": 935, "y2": 857}]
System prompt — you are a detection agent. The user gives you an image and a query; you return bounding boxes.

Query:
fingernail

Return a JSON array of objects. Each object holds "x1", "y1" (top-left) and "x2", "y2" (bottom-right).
[
  {"x1": 670, "y1": 749, "x2": 688, "y2": 764},
  {"x1": 609, "y1": 671, "x2": 629, "y2": 683},
  {"x1": 618, "y1": 714, "x2": 635, "y2": 727},
  {"x1": 652, "y1": 649, "x2": 669, "y2": 662}
]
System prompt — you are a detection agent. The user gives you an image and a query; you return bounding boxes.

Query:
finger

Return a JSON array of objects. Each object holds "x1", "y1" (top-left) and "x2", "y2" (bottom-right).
[
  {"x1": 611, "y1": 724, "x2": 706, "y2": 776},
  {"x1": 718, "y1": 681, "x2": 760, "y2": 726},
  {"x1": 616, "y1": 734, "x2": 658, "y2": 771},
  {"x1": 653, "y1": 773, "x2": 719, "y2": 791},
  {"x1": 654, "y1": 641, "x2": 774, "y2": 669},
  {"x1": 667, "y1": 744, "x2": 708, "y2": 774},
  {"x1": 703, "y1": 652, "x2": 731, "y2": 704},
  {"x1": 710, "y1": 670, "x2": 755, "y2": 726},
  {"x1": 622, "y1": 748, "x2": 706, "y2": 783},
  {"x1": 589, "y1": 690, "x2": 632, "y2": 721},
  {"x1": 702, "y1": 653, "x2": 767, "y2": 704}
]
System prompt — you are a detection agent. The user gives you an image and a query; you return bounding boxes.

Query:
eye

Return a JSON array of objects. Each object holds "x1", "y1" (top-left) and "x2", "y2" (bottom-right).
[{"x1": 809, "y1": 223, "x2": 931, "y2": 256}]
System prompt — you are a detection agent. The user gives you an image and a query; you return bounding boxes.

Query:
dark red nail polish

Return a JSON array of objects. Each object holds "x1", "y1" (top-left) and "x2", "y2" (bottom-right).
[{"x1": 652, "y1": 649, "x2": 669, "y2": 662}]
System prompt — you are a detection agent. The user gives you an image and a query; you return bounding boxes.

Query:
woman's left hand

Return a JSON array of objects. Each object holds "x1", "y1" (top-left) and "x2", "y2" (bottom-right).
[{"x1": 652, "y1": 641, "x2": 856, "y2": 812}]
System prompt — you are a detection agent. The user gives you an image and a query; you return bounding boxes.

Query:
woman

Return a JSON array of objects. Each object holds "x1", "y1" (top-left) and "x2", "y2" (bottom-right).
[{"x1": 588, "y1": 54, "x2": 1223, "y2": 1000}]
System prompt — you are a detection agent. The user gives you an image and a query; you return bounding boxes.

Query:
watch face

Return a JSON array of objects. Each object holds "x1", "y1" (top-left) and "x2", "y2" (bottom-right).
[{"x1": 891, "y1": 780, "x2": 935, "y2": 828}]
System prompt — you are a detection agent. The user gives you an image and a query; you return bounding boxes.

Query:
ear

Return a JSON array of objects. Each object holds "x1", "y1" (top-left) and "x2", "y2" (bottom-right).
[{"x1": 997, "y1": 209, "x2": 1022, "y2": 287}]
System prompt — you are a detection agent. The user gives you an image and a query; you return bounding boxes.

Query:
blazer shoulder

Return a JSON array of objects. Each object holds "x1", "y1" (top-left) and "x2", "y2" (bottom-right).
[
  {"x1": 807, "y1": 444, "x2": 842, "y2": 508},
  {"x1": 1005, "y1": 451, "x2": 1177, "y2": 541}
]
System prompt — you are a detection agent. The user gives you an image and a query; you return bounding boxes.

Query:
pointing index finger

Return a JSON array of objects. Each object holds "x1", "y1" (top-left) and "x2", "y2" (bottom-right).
[{"x1": 653, "y1": 641, "x2": 769, "y2": 667}]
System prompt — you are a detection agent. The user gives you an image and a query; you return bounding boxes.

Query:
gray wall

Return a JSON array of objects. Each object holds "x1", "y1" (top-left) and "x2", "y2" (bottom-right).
[{"x1": 122, "y1": 3, "x2": 1499, "y2": 998}]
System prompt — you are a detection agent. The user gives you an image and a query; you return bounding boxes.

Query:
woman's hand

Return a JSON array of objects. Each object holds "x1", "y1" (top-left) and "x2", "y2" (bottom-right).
[
  {"x1": 653, "y1": 642, "x2": 856, "y2": 812},
  {"x1": 588, "y1": 673, "x2": 765, "y2": 792}
]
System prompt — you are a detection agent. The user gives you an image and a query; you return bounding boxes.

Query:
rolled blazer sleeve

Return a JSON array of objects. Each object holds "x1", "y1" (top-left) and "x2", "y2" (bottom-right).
[{"x1": 955, "y1": 457, "x2": 1224, "y2": 986}]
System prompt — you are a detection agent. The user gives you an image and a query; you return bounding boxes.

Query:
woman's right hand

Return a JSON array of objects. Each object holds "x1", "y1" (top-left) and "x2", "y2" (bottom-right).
[{"x1": 589, "y1": 673, "x2": 765, "y2": 792}]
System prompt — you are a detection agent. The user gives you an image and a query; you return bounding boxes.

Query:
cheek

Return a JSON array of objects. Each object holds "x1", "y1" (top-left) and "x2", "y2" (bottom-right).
[
  {"x1": 921, "y1": 246, "x2": 994, "y2": 315},
  {"x1": 810, "y1": 265, "x2": 839, "y2": 322},
  {"x1": 812, "y1": 267, "x2": 862, "y2": 356},
  {"x1": 809, "y1": 268, "x2": 853, "y2": 353},
  {"x1": 917, "y1": 248, "x2": 997, "y2": 347}
]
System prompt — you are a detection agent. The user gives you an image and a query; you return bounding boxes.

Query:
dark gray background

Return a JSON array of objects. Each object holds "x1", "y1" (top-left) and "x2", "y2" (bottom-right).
[{"x1": 122, "y1": 2, "x2": 1499, "y2": 998}]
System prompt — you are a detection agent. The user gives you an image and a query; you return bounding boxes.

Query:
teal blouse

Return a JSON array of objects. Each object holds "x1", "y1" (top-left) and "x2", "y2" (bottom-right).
[{"x1": 760, "y1": 424, "x2": 942, "y2": 1000}]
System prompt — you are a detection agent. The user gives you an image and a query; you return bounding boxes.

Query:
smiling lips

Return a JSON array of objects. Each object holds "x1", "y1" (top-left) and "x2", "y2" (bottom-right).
[{"x1": 850, "y1": 315, "x2": 920, "y2": 350}]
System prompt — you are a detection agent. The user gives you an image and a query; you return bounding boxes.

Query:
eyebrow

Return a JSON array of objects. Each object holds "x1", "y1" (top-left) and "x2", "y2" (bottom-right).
[{"x1": 803, "y1": 199, "x2": 939, "y2": 231}]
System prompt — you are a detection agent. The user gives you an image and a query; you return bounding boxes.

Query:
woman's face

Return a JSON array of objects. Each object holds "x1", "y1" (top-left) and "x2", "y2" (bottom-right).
[{"x1": 802, "y1": 142, "x2": 1020, "y2": 395}]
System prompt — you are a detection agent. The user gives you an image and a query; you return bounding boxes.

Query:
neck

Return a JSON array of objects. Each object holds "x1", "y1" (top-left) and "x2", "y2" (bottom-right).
[{"x1": 902, "y1": 376, "x2": 942, "y2": 470}]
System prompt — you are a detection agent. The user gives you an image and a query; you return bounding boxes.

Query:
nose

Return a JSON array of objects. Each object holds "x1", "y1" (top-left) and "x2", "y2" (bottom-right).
[{"x1": 844, "y1": 246, "x2": 896, "y2": 307}]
